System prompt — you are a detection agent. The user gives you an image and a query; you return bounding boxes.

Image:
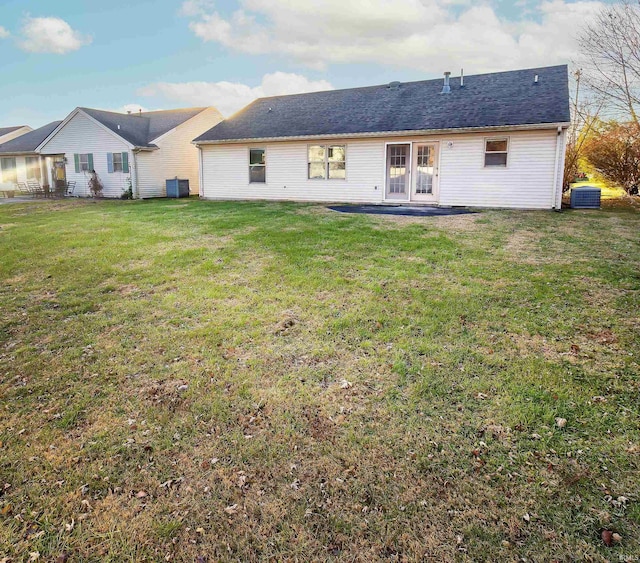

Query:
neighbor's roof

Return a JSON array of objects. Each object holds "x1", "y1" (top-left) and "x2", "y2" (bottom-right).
[
  {"x1": 0, "y1": 121, "x2": 63, "y2": 154},
  {"x1": 195, "y1": 65, "x2": 570, "y2": 143},
  {"x1": 79, "y1": 107, "x2": 209, "y2": 148},
  {"x1": 0, "y1": 126, "x2": 28, "y2": 138}
]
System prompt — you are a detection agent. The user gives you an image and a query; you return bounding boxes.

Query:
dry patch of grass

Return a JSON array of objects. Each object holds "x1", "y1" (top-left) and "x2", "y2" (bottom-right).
[{"x1": 0, "y1": 198, "x2": 638, "y2": 561}]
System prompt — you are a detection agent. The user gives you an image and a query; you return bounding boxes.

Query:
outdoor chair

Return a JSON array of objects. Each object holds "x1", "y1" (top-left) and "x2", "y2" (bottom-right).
[
  {"x1": 66, "y1": 181, "x2": 76, "y2": 196},
  {"x1": 27, "y1": 180, "x2": 45, "y2": 198},
  {"x1": 17, "y1": 182, "x2": 33, "y2": 197}
]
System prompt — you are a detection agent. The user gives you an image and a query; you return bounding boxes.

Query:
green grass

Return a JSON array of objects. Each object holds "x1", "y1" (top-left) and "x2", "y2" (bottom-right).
[{"x1": 0, "y1": 198, "x2": 638, "y2": 562}]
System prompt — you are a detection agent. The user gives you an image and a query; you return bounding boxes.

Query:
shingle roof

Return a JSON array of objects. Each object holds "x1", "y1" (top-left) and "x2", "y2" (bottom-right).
[
  {"x1": 0, "y1": 121, "x2": 62, "y2": 154},
  {"x1": 0, "y1": 126, "x2": 28, "y2": 138},
  {"x1": 195, "y1": 65, "x2": 570, "y2": 143},
  {"x1": 80, "y1": 107, "x2": 208, "y2": 148}
]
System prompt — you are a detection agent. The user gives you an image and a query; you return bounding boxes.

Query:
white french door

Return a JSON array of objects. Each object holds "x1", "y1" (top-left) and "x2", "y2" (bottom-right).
[
  {"x1": 411, "y1": 143, "x2": 438, "y2": 202},
  {"x1": 385, "y1": 143, "x2": 410, "y2": 200},
  {"x1": 385, "y1": 142, "x2": 439, "y2": 203}
]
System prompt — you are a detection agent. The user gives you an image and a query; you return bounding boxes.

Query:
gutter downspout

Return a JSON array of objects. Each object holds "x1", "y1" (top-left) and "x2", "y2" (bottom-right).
[
  {"x1": 551, "y1": 126, "x2": 563, "y2": 211},
  {"x1": 197, "y1": 144, "x2": 204, "y2": 198},
  {"x1": 132, "y1": 149, "x2": 140, "y2": 199}
]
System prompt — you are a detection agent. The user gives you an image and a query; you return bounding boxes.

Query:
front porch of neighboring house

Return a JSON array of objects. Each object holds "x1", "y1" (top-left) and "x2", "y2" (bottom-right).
[{"x1": 0, "y1": 154, "x2": 72, "y2": 197}]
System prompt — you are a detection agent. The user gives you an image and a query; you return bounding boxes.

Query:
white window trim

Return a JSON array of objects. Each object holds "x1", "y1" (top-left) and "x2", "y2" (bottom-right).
[
  {"x1": 79, "y1": 153, "x2": 90, "y2": 172},
  {"x1": 483, "y1": 136, "x2": 509, "y2": 168},
  {"x1": 248, "y1": 147, "x2": 267, "y2": 184},
  {"x1": 112, "y1": 152, "x2": 123, "y2": 173},
  {"x1": 307, "y1": 144, "x2": 347, "y2": 181}
]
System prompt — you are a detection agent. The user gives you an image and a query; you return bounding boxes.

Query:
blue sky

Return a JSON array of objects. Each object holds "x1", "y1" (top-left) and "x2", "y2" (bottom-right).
[{"x1": 0, "y1": 0, "x2": 607, "y2": 128}]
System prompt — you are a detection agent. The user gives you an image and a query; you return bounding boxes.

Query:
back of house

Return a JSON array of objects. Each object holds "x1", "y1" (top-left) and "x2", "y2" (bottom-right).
[
  {"x1": 194, "y1": 65, "x2": 570, "y2": 209},
  {"x1": 36, "y1": 106, "x2": 223, "y2": 198}
]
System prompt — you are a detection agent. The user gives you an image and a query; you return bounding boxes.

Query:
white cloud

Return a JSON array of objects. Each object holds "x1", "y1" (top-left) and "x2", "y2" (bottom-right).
[
  {"x1": 138, "y1": 71, "x2": 333, "y2": 117},
  {"x1": 0, "y1": 26, "x2": 10, "y2": 39},
  {"x1": 184, "y1": 0, "x2": 604, "y2": 73},
  {"x1": 179, "y1": 0, "x2": 215, "y2": 16},
  {"x1": 18, "y1": 16, "x2": 91, "y2": 54}
]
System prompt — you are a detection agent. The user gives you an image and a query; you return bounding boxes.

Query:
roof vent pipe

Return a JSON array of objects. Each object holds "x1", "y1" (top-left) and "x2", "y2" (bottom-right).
[
  {"x1": 441, "y1": 71, "x2": 451, "y2": 94},
  {"x1": 460, "y1": 68, "x2": 464, "y2": 88},
  {"x1": 534, "y1": 74, "x2": 539, "y2": 84}
]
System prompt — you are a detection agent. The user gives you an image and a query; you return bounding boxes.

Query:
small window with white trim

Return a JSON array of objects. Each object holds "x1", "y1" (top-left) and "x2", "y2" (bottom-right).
[
  {"x1": 484, "y1": 138, "x2": 508, "y2": 167},
  {"x1": 79, "y1": 154, "x2": 90, "y2": 171},
  {"x1": 249, "y1": 148, "x2": 266, "y2": 183},
  {"x1": 112, "y1": 152, "x2": 123, "y2": 172}
]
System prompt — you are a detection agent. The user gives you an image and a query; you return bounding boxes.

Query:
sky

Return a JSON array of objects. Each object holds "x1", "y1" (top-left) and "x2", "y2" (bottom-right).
[{"x1": 0, "y1": 0, "x2": 608, "y2": 128}]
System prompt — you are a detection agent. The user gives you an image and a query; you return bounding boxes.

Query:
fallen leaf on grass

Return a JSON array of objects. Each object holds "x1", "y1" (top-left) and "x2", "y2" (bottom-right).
[
  {"x1": 136, "y1": 490, "x2": 148, "y2": 498},
  {"x1": 224, "y1": 504, "x2": 238, "y2": 515},
  {"x1": 1, "y1": 504, "x2": 12, "y2": 516},
  {"x1": 476, "y1": 393, "x2": 488, "y2": 400},
  {"x1": 28, "y1": 553, "x2": 39, "y2": 562},
  {"x1": 601, "y1": 529, "x2": 613, "y2": 546},
  {"x1": 340, "y1": 379, "x2": 352, "y2": 389},
  {"x1": 64, "y1": 519, "x2": 74, "y2": 532},
  {"x1": 55, "y1": 554, "x2": 69, "y2": 563},
  {"x1": 555, "y1": 417, "x2": 567, "y2": 429},
  {"x1": 523, "y1": 513, "x2": 531, "y2": 523}
]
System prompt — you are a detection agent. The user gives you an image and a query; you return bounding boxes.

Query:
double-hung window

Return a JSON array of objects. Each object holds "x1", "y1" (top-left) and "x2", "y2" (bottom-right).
[
  {"x1": 308, "y1": 145, "x2": 346, "y2": 179},
  {"x1": 107, "y1": 152, "x2": 128, "y2": 173},
  {"x1": 25, "y1": 156, "x2": 41, "y2": 181},
  {"x1": 74, "y1": 153, "x2": 92, "y2": 172},
  {"x1": 249, "y1": 148, "x2": 266, "y2": 183},
  {"x1": 484, "y1": 138, "x2": 508, "y2": 167},
  {"x1": 0, "y1": 157, "x2": 17, "y2": 184}
]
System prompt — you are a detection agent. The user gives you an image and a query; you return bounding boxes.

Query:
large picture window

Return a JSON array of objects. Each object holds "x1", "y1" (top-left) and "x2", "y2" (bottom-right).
[
  {"x1": 249, "y1": 148, "x2": 266, "y2": 183},
  {"x1": 308, "y1": 145, "x2": 346, "y2": 179},
  {"x1": 484, "y1": 138, "x2": 508, "y2": 167}
]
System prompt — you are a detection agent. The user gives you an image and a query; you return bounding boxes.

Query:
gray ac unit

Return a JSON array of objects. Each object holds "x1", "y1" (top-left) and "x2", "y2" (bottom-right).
[{"x1": 570, "y1": 186, "x2": 601, "y2": 209}]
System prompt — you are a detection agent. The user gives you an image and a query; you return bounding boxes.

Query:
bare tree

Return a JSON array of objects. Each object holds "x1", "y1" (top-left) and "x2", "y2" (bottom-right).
[
  {"x1": 563, "y1": 69, "x2": 603, "y2": 190},
  {"x1": 579, "y1": 0, "x2": 640, "y2": 128}
]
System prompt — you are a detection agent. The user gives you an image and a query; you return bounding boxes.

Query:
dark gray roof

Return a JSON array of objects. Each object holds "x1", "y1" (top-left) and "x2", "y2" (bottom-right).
[
  {"x1": 0, "y1": 126, "x2": 28, "y2": 138},
  {"x1": 79, "y1": 107, "x2": 207, "y2": 148},
  {"x1": 195, "y1": 65, "x2": 570, "y2": 143},
  {"x1": 0, "y1": 121, "x2": 62, "y2": 154}
]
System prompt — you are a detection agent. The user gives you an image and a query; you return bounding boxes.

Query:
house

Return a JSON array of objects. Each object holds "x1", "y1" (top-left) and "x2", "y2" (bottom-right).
[
  {"x1": 0, "y1": 126, "x2": 32, "y2": 145},
  {"x1": 36, "y1": 106, "x2": 223, "y2": 198},
  {"x1": 0, "y1": 121, "x2": 62, "y2": 188},
  {"x1": 194, "y1": 65, "x2": 570, "y2": 209}
]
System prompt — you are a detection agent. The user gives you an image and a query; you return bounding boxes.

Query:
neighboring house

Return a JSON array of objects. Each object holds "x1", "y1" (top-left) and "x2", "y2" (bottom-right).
[
  {"x1": 0, "y1": 126, "x2": 32, "y2": 145},
  {"x1": 0, "y1": 122, "x2": 62, "y2": 188},
  {"x1": 36, "y1": 106, "x2": 223, "y2": 198},
  {"x1": 194, "y1": 65, "x2": 570, "y2": 209}
]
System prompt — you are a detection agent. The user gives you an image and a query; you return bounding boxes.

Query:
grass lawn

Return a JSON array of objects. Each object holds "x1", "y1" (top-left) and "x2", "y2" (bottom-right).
[{"x1": 0, "y1": 198, "x2": 638, "y2": 561}]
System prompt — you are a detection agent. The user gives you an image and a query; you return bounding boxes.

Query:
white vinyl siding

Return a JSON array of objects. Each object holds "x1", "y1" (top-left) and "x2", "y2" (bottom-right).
[
  {"x1": 200, "y1": 129, "x2": 561, "y2": 209},
  {"x1": 135, "y1": 107, "x2": 223, "y2": 198},
  {"x1": 201, "y1": 140, "x2": 383, "y2": 203},
  {"x1": 39, "y1": 111, "x2": 133, "y2": 198},
  {"x1": 438, "y1": 130, "x2": 558, "y2": 208}
]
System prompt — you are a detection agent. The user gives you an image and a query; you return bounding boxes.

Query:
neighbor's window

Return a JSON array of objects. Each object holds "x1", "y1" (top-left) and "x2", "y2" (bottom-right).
[
  {"x1": 249, "y1": 148, "x2": 266, "y2": 183},
  {"x1": 25, "y1": 156, "x2": 42, "y2": 181},
  {"x1": 484, "y1": 138, "x2": 508, "y2": 167},
  {"x1": 113, "y1": 152, "x2": 123, "y2": 172},
  {"x1": 0, "y1": 157, "x2": 17, "y2": 184},
  {"x1": 73, "y1": 154, "x2": 93, "y2": 172},
  {"x1": 308, "y1": 145, "x2": 346, "y2": 179}
]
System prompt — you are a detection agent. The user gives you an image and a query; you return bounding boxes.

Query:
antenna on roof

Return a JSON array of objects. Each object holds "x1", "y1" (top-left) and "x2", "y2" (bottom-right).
[{"x1": 460, "y1": 69, "x2": 464, "y2": 88}]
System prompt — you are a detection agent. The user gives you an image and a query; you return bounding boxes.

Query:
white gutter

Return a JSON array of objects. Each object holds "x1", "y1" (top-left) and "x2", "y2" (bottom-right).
[
  {"x1": 193, "y1": 122, "x2": 572, "y2": 146},
  {"x1": 551, "y1": 125, "x2": 564, "y2": 210},
  {"x1": 132, "y1": 149, "x2": 141, "y2": 199}
]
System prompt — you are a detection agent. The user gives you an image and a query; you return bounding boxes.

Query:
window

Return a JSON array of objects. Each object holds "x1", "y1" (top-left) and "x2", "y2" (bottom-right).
[
  {"x1": 112, "y1": 152, "x2": 123, "y2": 172},
  {"x1": 308, "y1": 145, "x2": 346, "y2": 179},
  {"x1": 484, "y1": 138, "x2": 508, "y2": 167},
  {"x1": 249, "y1": 148, "x2": 266, "y2": 183},
  {"x1": 25, "y1": 156, "x2": 41, "y2": 181},
  {"x1": 75, "y1": 153, "x2": 92, "y2": 172},
  {"x1": 107, "y1": 152, "x2": 129, "y2": 173},
  {"x1": 0, "y1": 157, "x2": 17, "y2": 184}
]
